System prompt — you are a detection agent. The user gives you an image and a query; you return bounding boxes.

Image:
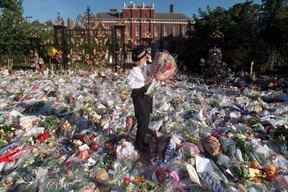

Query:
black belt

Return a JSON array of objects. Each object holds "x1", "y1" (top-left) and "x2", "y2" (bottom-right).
[{"x1": 131, "y1": 84, "x2": 150, "y2": 97}]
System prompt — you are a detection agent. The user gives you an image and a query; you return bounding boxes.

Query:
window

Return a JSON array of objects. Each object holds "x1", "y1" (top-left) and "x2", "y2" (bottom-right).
[
  {"x1": 154, "y1": 25, "x2": 158, "y2": 38},
  {"x1": 163, "y1": 25, "x2": 167, "y2": 37},
  {"x1": 136, "y1": 23, "x2": 140, "y2": 37},
  {"x1": 172, "y1": 25, "x2": 176, "y2": 36},
  {"x1": 126, "y1": 23, "x2": 130, "y2": 37}
]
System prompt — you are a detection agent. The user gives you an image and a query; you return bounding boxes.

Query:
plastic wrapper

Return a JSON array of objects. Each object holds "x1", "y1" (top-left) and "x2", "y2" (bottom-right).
[
  {"x1": 186, "y1": 163, "x2": 201, "y2": 186},
  {"x1": 116, "y1": 140, "x2": 139, "y2": 161},
  {"x1": 180, "y1": 142, "x2": 200, "y2": 158},
  {"x1": 146, "y1": 52, "x2": 177, "y2": 96},
  {"x1": 0, "y1": 145, "x2": 32, "y2": 174},
  {"x1": 200, "y1": 171, "x2": 227, "y2": 192},
  {"x1": 163, "y1": 135, "x2": 182, "y2": 163},
  {"x1": 151, "y1": 52, "x2": 177, "y2": 80},
  {"x1": 145, "y1": 79, "x2": 161, "y2": 96}
]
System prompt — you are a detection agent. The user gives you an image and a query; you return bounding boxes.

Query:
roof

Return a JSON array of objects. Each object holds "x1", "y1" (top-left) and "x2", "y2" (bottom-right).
[
  {"x1": 95, "y1": 12, "x2": 120, "y2": 20},
  {"x1": 94, "y1": 12, "x2": 190, "y2": 21},
  {"x1": 155, "y1": 13, "x2": 190, "y2": 20}
]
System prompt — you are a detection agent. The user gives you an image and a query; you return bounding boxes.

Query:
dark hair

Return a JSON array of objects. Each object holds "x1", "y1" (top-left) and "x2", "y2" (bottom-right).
[{"x1": 132, "y1": 46, "x2": 147, "y2": 62}]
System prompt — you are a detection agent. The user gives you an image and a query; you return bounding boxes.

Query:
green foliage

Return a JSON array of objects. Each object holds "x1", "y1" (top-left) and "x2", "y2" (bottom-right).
[
  {"x1": 197, "y1": 2, "x2": 261, "y2": 71},
  {"x1": 39, "y1": 116, "x2": 61, "y2": 130},
  {"x1": 261, "y1": 0, "x2": 288, "y2": 47},
  {"x1": 0, "y1": 0, "x2": 29, "y2": 55},
  {"x1": 0, "y1": 0, "x2": 22, "y2": 13},
  {"x1": 234, "y1": 136, "x2": 253, "y2": 162},
  {"x1": 272, "y1": 126, "x2": 288, "y2": 146},
  {"x1": 0, "y1": 124, "x2": 15, "y2": 147},
  {"x1": 0, "y1": 0, "x2": 53, "y2": 62},
  {"x1": 175, "y1": 0, "x2": 288, "y2": 73},
  {"x1": 231, "y1": 165, "x2": 250, "y2": 180}
]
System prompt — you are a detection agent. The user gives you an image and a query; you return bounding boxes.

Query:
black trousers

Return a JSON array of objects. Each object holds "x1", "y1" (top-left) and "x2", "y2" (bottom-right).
[{"x1": 132, "y1": 85, "x2": 153, "y2": 152}]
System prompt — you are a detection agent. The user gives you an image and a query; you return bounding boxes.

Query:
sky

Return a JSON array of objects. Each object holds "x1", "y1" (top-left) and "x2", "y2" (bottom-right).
[{"x1": 22, "y1": 0, "x2": 262, "y2": 22}]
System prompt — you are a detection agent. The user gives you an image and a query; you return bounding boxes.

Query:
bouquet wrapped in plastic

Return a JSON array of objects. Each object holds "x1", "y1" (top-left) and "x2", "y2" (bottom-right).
[
  {"x1": 116, "y1": 140, "x2": 139, "y2": 161},
  {"x1": 146, "y1": 52, "x2": 177, "y2": 96}
]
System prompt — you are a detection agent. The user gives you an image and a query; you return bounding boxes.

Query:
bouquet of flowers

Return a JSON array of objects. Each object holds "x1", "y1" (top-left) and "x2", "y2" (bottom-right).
[
  {"x1": 146, "y1": 52, "x2": 177, "y2": 96},
  {"x1": 152, "y1": 52, "x2": 177, "y2": 78}
]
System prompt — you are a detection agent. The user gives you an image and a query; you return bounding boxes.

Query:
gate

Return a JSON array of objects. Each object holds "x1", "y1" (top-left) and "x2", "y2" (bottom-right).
[{"x1": 53, "y1": 21, "x2": 129, "y2": 71}]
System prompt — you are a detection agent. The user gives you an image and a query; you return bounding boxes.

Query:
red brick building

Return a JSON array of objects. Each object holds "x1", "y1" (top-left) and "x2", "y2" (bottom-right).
[{"x1": 92, "y1": 1, "x2": 191, "y2": 45}]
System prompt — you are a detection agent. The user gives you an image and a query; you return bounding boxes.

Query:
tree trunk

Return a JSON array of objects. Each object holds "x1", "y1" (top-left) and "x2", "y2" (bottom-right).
[
  {"x1": 268, "y1": 49, "x2": 277, "y2": 71},
  {"x1": 24, "y1": 56, "x2": 27, "y2": 66},
  {"x1": 11, "y1": 55, "x2": 14, "y2": 70},
  {"x1": 7, "y1": 56, "x2": 10, "y2": 70}
]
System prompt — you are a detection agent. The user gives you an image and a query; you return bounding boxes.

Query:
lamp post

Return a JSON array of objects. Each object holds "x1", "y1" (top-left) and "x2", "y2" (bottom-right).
[
  {"x1": 53, "y1": 12, "x2": 66, "y2": 70},
  {"x1": 86, "y1": 6, "x2": 91, "y2": 52}
]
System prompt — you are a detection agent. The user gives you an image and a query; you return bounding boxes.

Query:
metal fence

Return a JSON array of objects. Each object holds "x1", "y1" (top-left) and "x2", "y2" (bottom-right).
[{"x1": 53, "y1": 23, "x2": 133, "y2": 71}]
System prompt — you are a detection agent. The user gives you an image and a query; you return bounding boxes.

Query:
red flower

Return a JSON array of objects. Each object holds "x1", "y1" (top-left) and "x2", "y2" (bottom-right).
[
  {"x1": 65, "y1": 160, "x2": 73, "y2": 168},
  {"x1": 155, "y1": 167, "x2": 170, "y2": 183},
  {"x1": 163, "y1": 63, "x2": 173, "y2": 72},
  {"x1": 90, "y1": 143, "x2": 100, "y2": 151},
  {"x1": 36, "y1": 131, "x2": 49, "y2": 143},
  {"x1": 89, "y1": 135, "x2": 97, "y2": 142},
  {"x1": 79, "y1": 135, "x2": 90, "y2": 143},
  {"x1": 123, "y1": 176, "x2": 131, "y2": 186},
  {"x1": 79, "y1": 135, "x2": 97, "y2": 144}
]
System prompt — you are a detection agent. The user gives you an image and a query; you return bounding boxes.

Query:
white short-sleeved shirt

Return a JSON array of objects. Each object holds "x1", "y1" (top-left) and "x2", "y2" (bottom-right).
[{"x1": 127, "y1": 63, "x2": 150, "y2": 89}]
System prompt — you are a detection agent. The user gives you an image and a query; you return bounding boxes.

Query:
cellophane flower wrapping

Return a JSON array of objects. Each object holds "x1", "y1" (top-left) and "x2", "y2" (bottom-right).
[{"x1": 146, "y1": 52, "x2": 177, "y2": 96}]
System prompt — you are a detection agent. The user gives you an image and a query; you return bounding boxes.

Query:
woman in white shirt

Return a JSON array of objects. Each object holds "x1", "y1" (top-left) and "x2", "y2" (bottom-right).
[{"x1": 127, "y1": 46, "x2": 154, "y2": 153}]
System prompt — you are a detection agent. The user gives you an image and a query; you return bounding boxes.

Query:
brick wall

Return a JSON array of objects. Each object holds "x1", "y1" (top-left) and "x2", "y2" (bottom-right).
[{"x1": 95, "y1": 7, "x2": 190, "y2": 45}]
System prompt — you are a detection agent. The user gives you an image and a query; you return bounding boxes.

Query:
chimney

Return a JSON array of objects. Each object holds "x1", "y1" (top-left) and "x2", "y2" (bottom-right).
[{"x1": 170, "y1": 4, "x2": 174, "y2": 13}]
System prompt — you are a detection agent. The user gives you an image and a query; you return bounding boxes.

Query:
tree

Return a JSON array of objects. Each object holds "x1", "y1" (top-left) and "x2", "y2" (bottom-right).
[
  {"x1": 260, "y1": 0, "x2": 288, "y2": 44},
  {"x1": 224, "y1": 2, "x2": 263, "y2": 71},
  {"x1": 0, "y1": 0, "x2": 30, "y2": 56},
  {"x1": 0, "y1": 0, "x2": 22, "y2": 11},
  {"x1": 260, "y1": 0, "x2": 288, "y2": 71},
  {"x1": 0, "y1": 0, "x2": 55, "y2": 67},
  {"x1": 178, "y1": 1, "x2": 268, "y2": 73}
]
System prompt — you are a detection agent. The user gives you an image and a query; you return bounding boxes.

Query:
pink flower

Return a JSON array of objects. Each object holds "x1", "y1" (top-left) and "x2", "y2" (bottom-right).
[{"x1": 169, "y1": 171, "x2": 180, "y2": 183}]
